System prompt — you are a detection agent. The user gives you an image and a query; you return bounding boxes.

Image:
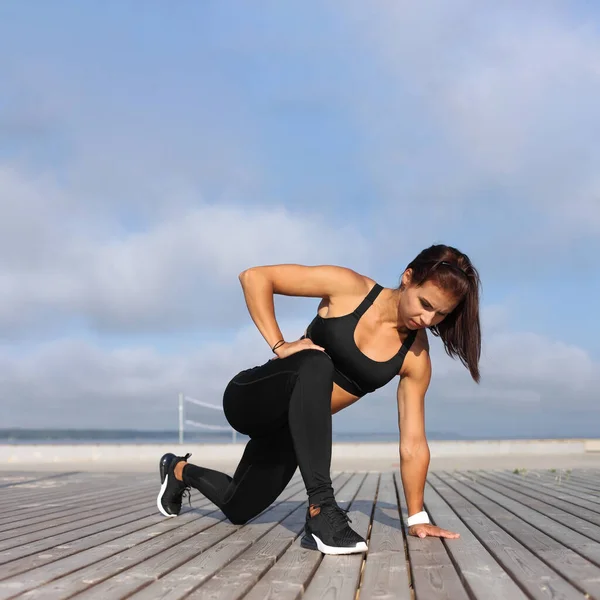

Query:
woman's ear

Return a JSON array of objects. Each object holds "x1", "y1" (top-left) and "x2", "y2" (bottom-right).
[{"x1": 401, "y1": 268, "x2": 412, "y2": 289}]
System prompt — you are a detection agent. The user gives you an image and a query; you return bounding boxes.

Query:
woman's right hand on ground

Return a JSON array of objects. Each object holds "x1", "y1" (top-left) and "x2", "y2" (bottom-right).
[{"x1": 274, "y1": 338, "x2": 326, "y2": 359}]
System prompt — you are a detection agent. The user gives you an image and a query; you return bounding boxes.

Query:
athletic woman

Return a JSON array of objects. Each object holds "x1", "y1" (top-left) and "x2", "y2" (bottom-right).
[{"x1": 156, "y1": 244, "x2": 481, "y2": 555}]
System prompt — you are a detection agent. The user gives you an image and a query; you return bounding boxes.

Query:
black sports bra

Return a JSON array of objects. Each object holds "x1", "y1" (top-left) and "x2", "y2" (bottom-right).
[{"x1": 301, "y1": 283, "x2": 417, "y2": 397}]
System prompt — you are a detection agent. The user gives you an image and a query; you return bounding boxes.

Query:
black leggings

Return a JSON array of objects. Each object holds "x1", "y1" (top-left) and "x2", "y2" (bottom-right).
[{"x1": 182, "y1": 349, "x2": 335, "y2": 525}]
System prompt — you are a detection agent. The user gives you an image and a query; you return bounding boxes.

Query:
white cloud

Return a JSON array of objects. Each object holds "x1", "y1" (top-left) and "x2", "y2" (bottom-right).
[
  {"x1": 0, "y1": 165, "x2": 371, "y2": 335},
  {"x1": 341, "y1": 1, "x2": 600, "y2": 240},
  {"x1": 0, "y1": 318, "x2": 306, "y2": 429},
  {"x1": 423, "y1": 325, "x2": 600, "y2": 415},
  {"x1": 1, "y1": 310, "x2": 597, "y2": 432}
]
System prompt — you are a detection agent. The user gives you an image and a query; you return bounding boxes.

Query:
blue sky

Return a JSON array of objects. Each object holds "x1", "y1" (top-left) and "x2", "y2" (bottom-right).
[{"x1": 1, "y1": 1, "x2": 599, "y2": 438}]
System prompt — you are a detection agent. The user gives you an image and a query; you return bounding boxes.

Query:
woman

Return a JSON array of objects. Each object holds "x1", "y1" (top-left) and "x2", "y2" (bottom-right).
[{"x1": 156, "y1": 244, "x2": 481, "y2": 555}]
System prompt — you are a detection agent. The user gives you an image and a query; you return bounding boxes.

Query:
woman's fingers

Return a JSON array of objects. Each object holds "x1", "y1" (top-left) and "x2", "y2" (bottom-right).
[
  {"x1": 300, "y1": 338, "x2": 325, "y2": 352},
  {"x1": 435, "y1": 527, "x2": 460, "y2": 539},
  {"x1": 409, "y1": 524, "x2": 460, "y2": 539},
  {"x1": 274, "y1": 338, "x2": 327, "y2": 359}
]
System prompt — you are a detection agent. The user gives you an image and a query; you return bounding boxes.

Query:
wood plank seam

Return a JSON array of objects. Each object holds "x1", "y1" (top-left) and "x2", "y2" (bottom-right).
[
  {"x1": 182, "y1": 473, "x2": 355, "y2": 600},
  {"x1": 456, "y1": 472, "x2": 600, "y2": 564},
  {"x1": 0, "y1": 472, "x2": 82, "y2": 490},
  {"x1": 354, "y1": 471, "x2": 380, "y2": 598},
  {"x1": 423, "y1": 489, "x2": 483, "y2": 600},
  {"x1": 493, "y1": 471, "x2": 600, "y2": 514},
  {"x1": 428, "y1": 473, "x2": 556, "y2": 600},
  {"x1": 438, "y1": 472, "x2": 597, "y2": 599},
  {"x1": 21, "y1": 476, "x2": 313, "y2": 599},
  {"x1": 472, "y1": 471, "x2": 600, "y2": 530},
  {"x1": 393, "y1": 471, "x2": 415, "y2": 598},
  {"x1": 239, "y1": 473, "x2": 368, "y2": 600}
]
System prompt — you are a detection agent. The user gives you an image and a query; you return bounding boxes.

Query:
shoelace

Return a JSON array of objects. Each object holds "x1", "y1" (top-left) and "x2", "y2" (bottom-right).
[
  {"x1": 182, "y1": 487, "x2": 193, "y2": 508},
  {"x1": 180, "y1": 453, "x2": 193, "y2": 508},
  {"x1": 318, "y1": 502, "x2": 353, "y2": 530}
]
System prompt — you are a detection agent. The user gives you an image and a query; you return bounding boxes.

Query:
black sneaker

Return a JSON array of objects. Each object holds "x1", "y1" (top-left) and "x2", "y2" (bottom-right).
[
  {"x1": 156, "y1": 452, "x2": 192, "y2": 517},
  {"x1": 300, "y1": 501, "x2": 368, "y2": 555}
]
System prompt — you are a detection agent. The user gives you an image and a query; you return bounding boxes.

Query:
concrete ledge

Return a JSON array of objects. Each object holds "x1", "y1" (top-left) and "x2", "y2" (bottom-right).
[
  {"x1": 585, "y1": 439, "x2": 600, "y2": 452},
  {"x1": 427, "y1": 439, "x2": 589, "y2": 456},
  {"x1": 0, "y1": 439, "x2": 598, "y2": 465}
]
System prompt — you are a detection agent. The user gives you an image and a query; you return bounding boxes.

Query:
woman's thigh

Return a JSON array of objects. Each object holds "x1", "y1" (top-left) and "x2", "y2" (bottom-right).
[{"x1": 223, "y1": 350, "x2": 331, "y2": 437}]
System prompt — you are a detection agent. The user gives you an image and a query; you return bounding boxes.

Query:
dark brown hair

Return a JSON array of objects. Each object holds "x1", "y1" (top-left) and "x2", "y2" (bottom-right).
[{"x1": 403, "y1": 244, "x2": 482, "y2": 383}]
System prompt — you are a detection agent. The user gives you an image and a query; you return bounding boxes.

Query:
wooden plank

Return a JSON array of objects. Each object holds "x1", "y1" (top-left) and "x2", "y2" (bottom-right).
[
  {"x1": 66, "y1": 478, "x2": 311, "y2": 600},
  {"x1": 0, "y1": 475, "x2": 153, "y2": 514},
  {"x1": 0, "y1": 481, "x2": 159, "y2": 526},
  {"x1": 0, "y1": 472, "x2": 47, "y2": 482},
  {"x1": 1, "y1": 505, "x2": 229, "y2": 599},
  {"x1": 499, "y1": 470, "x2": 600, "y2": 506},
  {"x1": 0, "y1": 495, "x2": 171, "y2": 553},
  {"x1": 555, "y1": 472, "x2": 600, "y2": 487},
  {"x1": 429, "y1": 473, "x2": 583, "y2": 600},
  {"x1": 501, "y1": 469, "x2": 600, "y2": 501},
  {"x1": 359, "y1": 471, "x2": 411, "y2": 600},
  {"x1": 541, "y1": 470, "x2": 600, "y2": 493},
  {"x1": 0, "y1": 497, "x2": 213, "y2": 585},
  {"x1": 480, "y1": 471, "x2": 600, "y2": 525},
  {"x1": 4, "y1": 468, "x2": 597, "y2": 600},
  {"x1": 0, "y1": 472, "x2": 131, "y2": 502},
  {"x1": 395, "y1": 472, "x2": 469, "y2": 600},
  {"x1": 241, "y1": 473, "x2": 367, "y2": 600},
  {"x1": 122, "y1": 474, "x2": 350, "y2": 600},
  {"x1": 187, "y1": 473, "x2": 354, "y2": 600},
  {"x1": 563, "y1": 471, "x2": 600, "y2": 490},
  {"x1": 421, "y1": 479, "x2": 527, "y2": 600},
  {"x1": 0, "y1": 473, "x2": 304, "y2": 596},
  {"x1": 0, "y1": 497, "x2": 165, "y2": 567},
  {"x1": 0, "y1": 471, "x2": 152, "y2": 499},
  {"x1": 302, "y1": 472, "x2": 379, "y2": 600},
  {"x1": 0, "y1": 477, "x2": 161, "y2": 549},
  {"x1": 0, "y1": 481, "x2": 156, "y2": 526},
  {"x1": 456, "y1": 471, "x2": 600, "y2": 562},
  {"x1": 470, "y1": 471, "x2": 600, "y2": 539},
  {"x1": 0, "y1": 484, "x2": 156, "y2": 533},
  {"x1": 0, "y1": 487, "x2": 156, "y2": 539},
  {"x1": 436, "y1": 472, "x2": 599, "y2": 599},
  {"x1": 0, "y1": 472, "x2": 80, "y2": 490}
]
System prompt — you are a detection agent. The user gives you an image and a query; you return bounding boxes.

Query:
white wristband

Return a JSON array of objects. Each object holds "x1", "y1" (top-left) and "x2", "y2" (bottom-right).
[{"x1": 407, "y1": 510, "x2": 430, "y2": 527}]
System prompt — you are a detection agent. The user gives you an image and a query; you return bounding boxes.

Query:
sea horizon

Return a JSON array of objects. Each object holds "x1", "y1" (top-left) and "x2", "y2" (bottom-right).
[{"x1": 0, "y1": 428, "x2": 597, "y2": 445}]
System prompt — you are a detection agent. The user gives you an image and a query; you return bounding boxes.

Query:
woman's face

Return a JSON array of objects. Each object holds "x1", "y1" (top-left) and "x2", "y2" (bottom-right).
[{"x1": 398, "y1": 270, "x2": 460, "y2": 330}]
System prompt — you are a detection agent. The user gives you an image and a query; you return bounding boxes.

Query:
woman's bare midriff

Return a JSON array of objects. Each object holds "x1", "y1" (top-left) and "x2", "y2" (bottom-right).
[
  {"x1": 307, "y1": 283, "x2": 408, "y2": 416},
  {"x1": 330, "y1": 384, "x2": 361, "y2": 415}
]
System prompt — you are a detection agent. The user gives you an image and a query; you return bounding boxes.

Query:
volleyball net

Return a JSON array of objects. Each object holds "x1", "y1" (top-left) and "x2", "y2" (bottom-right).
[{"x1": 178, "y1": 393, "x2": 238, "y2": 444}]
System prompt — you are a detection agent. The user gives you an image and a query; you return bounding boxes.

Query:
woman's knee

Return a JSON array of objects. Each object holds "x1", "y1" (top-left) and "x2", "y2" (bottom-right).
[
  {"x1": 226, "y1": 509, "x2": 254, "y2": 525},
  {"x1": 224, "y1": 500, "x2": 267, "y2": 525},
  {"x1": 294, "y1": 349, "x2": 334, "y2": 377}
]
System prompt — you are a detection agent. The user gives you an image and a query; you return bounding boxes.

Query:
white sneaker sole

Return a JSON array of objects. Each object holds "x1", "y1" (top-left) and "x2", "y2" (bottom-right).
[
  {"x1": 311, "y1": 533, "x2": 368, "y2": 555},
  {"x1": 156, "y1": 474, "x2": 177, "y2": 518}
]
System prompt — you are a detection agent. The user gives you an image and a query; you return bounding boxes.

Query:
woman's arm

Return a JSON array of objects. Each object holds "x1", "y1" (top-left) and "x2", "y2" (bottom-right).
[
  {"x1": 397, "y1": 340, "x2": 431, "y2": 516},
  {"x1": 397, "y1": 333, "x2": 459, "y2": 539},
  {"x1": 238, "y1": 264, "x2": 370, "y2": 355}
]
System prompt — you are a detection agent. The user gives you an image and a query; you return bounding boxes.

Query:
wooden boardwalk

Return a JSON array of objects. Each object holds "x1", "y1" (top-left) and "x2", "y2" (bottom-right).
[{"x1": 0, "y1": 468, "x2": 600, "y2": 599}]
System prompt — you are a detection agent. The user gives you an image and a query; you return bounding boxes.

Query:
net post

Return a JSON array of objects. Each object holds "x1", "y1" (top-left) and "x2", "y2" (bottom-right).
[{"x1": 178, "y1": 392, "x2": 184, "y2": 445}]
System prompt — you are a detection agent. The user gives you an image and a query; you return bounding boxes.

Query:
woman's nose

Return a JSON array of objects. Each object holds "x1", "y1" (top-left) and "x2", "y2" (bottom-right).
[{"x1": 422, "y1": 313, "x2": 434, "y2": 326}]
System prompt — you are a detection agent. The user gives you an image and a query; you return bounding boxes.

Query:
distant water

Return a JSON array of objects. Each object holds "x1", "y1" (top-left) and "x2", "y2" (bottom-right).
[{"x1": 0, "y1": 429, "x2": 590, "y2": 445}]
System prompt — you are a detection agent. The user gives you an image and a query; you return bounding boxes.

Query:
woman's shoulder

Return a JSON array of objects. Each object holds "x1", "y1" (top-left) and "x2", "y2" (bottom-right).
[
  {"x1": 405, "y1": 328, "x2": 430, "y2": 363},
  {"x1": 326, "y1": 267, "x2": 377, "y2": 297},
  {"x1": 400, "y1": 329, "x2": 431, "y2": 379},
  {"x1": 410, "y1": 328, "x2": 430, "y2": 356}
]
